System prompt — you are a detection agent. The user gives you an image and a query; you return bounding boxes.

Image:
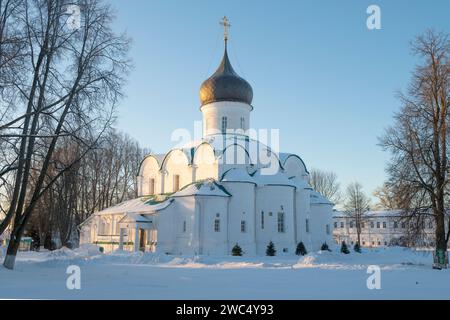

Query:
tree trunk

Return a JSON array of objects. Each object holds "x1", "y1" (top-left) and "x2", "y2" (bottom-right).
[
  {"x1": 435, "y1": 208, "x2": 447, "y2": 252},
  {"x1": 356, "y1": 213, "x2": 361, "y2": 246},
  {"x1": 3, "y1": 236, "x2": 21, "y2": 269}
]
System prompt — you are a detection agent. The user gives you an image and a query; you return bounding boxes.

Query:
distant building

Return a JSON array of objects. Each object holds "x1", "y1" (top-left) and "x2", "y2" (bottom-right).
[{"x1": 333, "y1": 210, "x2": 449, "y2": 248}]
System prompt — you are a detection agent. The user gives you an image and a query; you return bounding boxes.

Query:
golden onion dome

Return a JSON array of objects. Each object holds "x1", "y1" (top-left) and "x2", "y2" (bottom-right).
[{"x1": 200, "y1": 45, "x2": 253, "y2": 106}]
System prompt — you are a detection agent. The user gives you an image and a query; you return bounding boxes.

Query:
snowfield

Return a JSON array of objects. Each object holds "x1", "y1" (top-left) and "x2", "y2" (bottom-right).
[{"x1": 0, "y1": 245, "x2": 449, "y2": 300}]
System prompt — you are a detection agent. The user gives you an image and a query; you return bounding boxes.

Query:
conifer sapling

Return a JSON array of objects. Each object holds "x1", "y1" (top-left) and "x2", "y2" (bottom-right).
[
  {"x1": 296, "y1": 242, "x2": 307, "y2": 256},
  {"x1": 266, "y1": 241, "x2": 276, "y2": 256},
  {"x1": 340, "y1": 241, "x2": 350, "y2": 254},
  {"x1": 231, "y1": 244, "x2": 243, "y2": 256}
]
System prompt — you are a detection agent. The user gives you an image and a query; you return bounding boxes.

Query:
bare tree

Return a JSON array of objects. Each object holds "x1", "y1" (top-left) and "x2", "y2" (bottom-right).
[
  {"x1": 373, "y1": 183, "x2": 402, "y2": 210},
  {"x1": 379, "y1": 30, "x2": 449, "y2": 256},
  {"x1": 0, "y1": 0, "x2": 25, "y2": 219},
  {"x1": 343, "y1": 182, "x2": 371, "y2": 246},
  {"x1": 25, "y1": 130, "x2": 145, "y2": 249},
  {"x1": 309, "y1": 168, "x2": 341, "y2": 204},
  {"x1": 0, "y1": 0, "x2": 131, "y2": 269}
]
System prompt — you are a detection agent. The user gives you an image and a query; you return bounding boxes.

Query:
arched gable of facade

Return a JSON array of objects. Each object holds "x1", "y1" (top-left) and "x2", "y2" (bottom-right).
[
  {"x1": 161, "y1": 149, "x2": 192, "y2": 194},
  {"x1": 193, "y1": 143, "x2": 218, "y2": 181},
  {"x1": 257, "y1": 147, "x2": 283, "y2": 176},
  {"x1": 282, "y1": 154, "x2": 308, "y2": 180},
  {"x1": 138, "y1": 155, "x2": 162, "y2": 196},
  {"x1": 218, "y1": 143, "x2": 252, "y2": 166}
]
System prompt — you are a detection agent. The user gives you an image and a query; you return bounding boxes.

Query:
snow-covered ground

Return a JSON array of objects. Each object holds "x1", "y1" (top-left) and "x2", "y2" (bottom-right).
[{"x1": 0, "y1": 245, "x2": 449, "y2": 300}]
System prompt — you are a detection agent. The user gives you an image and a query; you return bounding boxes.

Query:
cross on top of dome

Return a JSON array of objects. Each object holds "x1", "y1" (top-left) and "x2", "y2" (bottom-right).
[
  {"x1": 199, "y1": 17, "x2": 253, "y2": 107},
  {"x1": 220, "y1": 16, "x2": 231, "y2": 43}
]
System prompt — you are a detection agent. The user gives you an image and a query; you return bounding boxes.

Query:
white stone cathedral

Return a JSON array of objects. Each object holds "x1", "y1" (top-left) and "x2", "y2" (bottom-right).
[{"x1": 80, "y1": 20, "x2": 334, "y2": 255}]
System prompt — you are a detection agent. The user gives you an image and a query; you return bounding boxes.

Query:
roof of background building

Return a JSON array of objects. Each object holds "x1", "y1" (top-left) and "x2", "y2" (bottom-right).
[{"x1": 332, "y1": 210, "x2": 429, "y2": 218}]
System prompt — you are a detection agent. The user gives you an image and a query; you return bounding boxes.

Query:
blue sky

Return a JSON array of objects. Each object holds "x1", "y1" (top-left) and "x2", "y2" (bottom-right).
[{"x1": 108, "y1": 0, "x2": 450, "y2": 203}]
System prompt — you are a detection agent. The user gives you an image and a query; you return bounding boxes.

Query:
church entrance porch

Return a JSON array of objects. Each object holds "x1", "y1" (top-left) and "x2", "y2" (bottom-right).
[{"x1": 117, "y1": 213, "x2": 155, "y2": 252}]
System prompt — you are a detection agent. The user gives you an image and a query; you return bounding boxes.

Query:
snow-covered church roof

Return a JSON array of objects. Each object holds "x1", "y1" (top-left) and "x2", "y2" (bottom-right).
[
  {"x1": 279, "y1": 153, "x2": 309, "y2": 175},
  {"x1": 221, "y1": 167, "x2": 316, "y2": 192},
  {"x1": 221, "y1": 167, "x2": 257, "y2": 184},
  {"x1": 171, "y1": 179, "x2": 231, "y2": 198},
  {"x1": 288, "y1": 177, "x2": 313, "y2": 190},
  {"x1": 250, "y1": 170, "x2": 297, "y2": 187},
  {"x1": 84, "y1": 180, "x2": 232, "y2": 223},
  {"x1": 94, "y1": 197, "x2": 174, "y2": 216},
  {"x1": 221, "y1": 167, "x2": 315, "y2": 190},
  {"x1": 118, "y1": 212, "x2": 153, "y2": 224},
  {"x1": 310, "y1": 190, "x2": 334, "y2": 206}
]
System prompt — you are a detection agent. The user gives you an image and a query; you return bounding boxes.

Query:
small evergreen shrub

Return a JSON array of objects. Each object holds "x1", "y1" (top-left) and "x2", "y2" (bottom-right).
[
  {"x1": 295, "y1": 242, "x2": 307, "y2": 256},
  {"x1": 340, "y1": 241, "x2": 350, "y2": 254},
  {"x1": 231, "y1": 244, "x2": 243, "y2": 256},
  {"x1": 354, "y1": 243, "x2": 361, "y2": 253},
  {"x1": 321, "y1": 242, "x2": 331, "y2": 251},
  {"x1": 266, "y1": 241, "x2": 276, "y2": 256}
]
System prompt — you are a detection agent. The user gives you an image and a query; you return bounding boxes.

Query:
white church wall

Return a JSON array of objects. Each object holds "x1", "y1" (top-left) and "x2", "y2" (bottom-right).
[
  {"x1": 156, "y1": 197, "x2": 195, "y2": 255},
  {"x1": 221, "y1": 181, "x2": 256, "y2": 255},
  {"x1": 197, "y1": 196, "x2": 229, "y2": 255},
  {"x1": 201, "y1": 101, "x2": 252, "y2": 136},
  {"x1": 156, "y1": 195, "x2": 229, "y2": 256},
  {"x1": 193, "y1": 144, "x2": 219, "y2": 181},
  {"x1": 174, "y1": 197, "x2": 198, "y2": 255},
  {"x1": 79, "y1": 214, "x2": 124, "y2": 253},
  {"x1": 283, "y1": 156, "x2": 308, "y2": 181},
  {"x1": 138, "y1": 156, "x2": 162, "y2": 196},
  {"x1": 295, "y1": 188, "x2": 312, "y2": 248},
  {"x1": 310, "y1": 204, "x2": 334, "y2": 251},
  {"x1": 253, "y1": 152, "x2": 282, "y2": 177},
  {"x1": 162, "y1": 150, "x2": 192, "y2": 194},
  {"x1": 255, "y1": 185, "x2": 296, "y2": 255}
]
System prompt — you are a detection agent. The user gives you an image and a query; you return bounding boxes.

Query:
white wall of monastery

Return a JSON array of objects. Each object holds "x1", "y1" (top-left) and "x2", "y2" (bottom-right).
[
  {"x1": 310, "y1": 204, "x2": 334, "y2": 251},
  {"x1": 222, "y1": 181, "x2": 257, "y2": 255},
  {"x1": 196, "y1": 196, "x2": 229, "y2": 255},
  {"x1": 156, "y1": 196, "x2": 195, "y2": 255},
  {"x1": 295, "y1": 188, "x2": 312, "y2": 247},
  {"x1": 255, "y1": 185, "x2": 296, "y2": 255}
]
